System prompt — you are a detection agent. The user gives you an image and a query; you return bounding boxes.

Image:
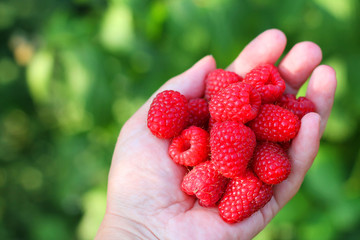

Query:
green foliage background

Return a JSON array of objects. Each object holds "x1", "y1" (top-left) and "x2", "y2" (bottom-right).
[{"x1": 0, "y1": 0, "x2": 359, "y2": 239}]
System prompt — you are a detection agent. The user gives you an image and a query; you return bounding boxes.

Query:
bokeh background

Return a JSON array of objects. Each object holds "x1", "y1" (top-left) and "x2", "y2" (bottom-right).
[{"x1": 1, "y1": 0, "x2": 360, "y2": 239}]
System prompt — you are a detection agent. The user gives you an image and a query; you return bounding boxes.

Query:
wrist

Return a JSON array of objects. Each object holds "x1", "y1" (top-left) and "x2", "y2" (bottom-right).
[{"x1": 96, "y1": 212, "x2": 159, "y2": 240}]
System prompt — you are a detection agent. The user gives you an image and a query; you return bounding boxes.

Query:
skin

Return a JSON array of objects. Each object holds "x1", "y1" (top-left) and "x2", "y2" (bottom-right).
[{"x1": 95, "y1": 29, "x2": 337, "y2": 240}]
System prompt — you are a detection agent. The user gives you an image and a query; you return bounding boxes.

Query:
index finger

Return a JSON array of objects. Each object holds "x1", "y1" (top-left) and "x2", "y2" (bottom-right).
[{"x1": 226, "y1": 29, "x2": 287, "y2": 76}]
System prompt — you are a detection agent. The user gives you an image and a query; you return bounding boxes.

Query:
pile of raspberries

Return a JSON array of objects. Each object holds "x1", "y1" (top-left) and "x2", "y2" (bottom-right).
[{"x1": 147, "y1": 64, "x2": 316, "y2": 223}]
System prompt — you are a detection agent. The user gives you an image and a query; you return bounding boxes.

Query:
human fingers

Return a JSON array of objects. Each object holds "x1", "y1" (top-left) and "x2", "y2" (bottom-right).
[
  {"x1": 269, "y1": 113, "x2": 320, "y2": 212},
  {"x1": 278, "y1": 41, "x2": 323, "y2": 95},
  {"x1": 125, "y1": 28, "x2": 287, "y2": 134},
  {"x1": 217, "y1": 113, "x2": 321, "y2": 238},
  {"x1": 234, "y1": 112, "x2": 321, "y2": 239},
  {"x1": 226, "y1": 29, "x2": 287, "y2": 76},
  {"x1": 305, "y1": 65, "x2": 337, "y2": 136},
  {"x1": 186, "y1": 114, "x2": 320, "y2": 239}
]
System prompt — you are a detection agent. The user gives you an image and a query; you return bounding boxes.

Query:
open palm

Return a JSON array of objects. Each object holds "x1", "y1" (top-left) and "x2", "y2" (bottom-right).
[{"x1": 96, "y1": 29, "x2": 337, "y2": 240}]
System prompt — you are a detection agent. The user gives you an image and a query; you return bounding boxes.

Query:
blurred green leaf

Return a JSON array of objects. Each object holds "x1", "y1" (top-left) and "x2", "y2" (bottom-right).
[
  {"x1": 100, "y1": 2, "x2": 134, "y2": 52},
  {"x1": 77, "y1": 188, "x2": 107, "y2": 240},
  {"x1": 313, "y1": 0, "x2": 355, "y2": 21},
  {"x1": 26, "y1": 50, "x2": 54, "y2": 103}
]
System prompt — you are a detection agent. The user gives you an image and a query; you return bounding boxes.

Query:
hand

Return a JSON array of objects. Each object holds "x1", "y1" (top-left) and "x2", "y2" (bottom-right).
[{"x1": 96, "y1": 29, "x2": 337, "y2": 240}]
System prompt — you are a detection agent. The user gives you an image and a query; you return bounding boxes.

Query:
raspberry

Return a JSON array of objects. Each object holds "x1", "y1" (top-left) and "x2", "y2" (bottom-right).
[
  {"x1": 181, "y1": 161, "x2": 228, "y2": 207},
  {"x1": 218, "y1": 170, "x2": 273, "y2": 223},
  {"x1": 243, "y1": 64, "x2": 285, "y2": 103},
  {"x1": 205, "y1": 69, "x2": 242, "y2": 101},
  {"x1": 279, "y1": 141, "x2": 291, "y2": 152},
  {"x1": 169, "y1": 126, "x2": 209, "y2": 166},
  {"x1": 251, "y1": 142, "x2": 291, "y2": 185},
  {"x1": 209, "y1": 82, "x2": 261, "y2": 123},
  {"x1": 207, "y1": 117, "x2": 216, "y2": 132},
  {"x1": 276, "y1": 94, "x2": 316, "y2": 119},
  {"x1": 147, "y1": 90, "x2": 189, "y2": 139},
  {"x1": 187, "y1": 98, "x2": 210, "y2": 129},
  {"x1": 210, "y1": 121, "x2": 256, "y2": 178},
  {"x1": 248, "y1": 104, "x2": 300, "y2": 142}
]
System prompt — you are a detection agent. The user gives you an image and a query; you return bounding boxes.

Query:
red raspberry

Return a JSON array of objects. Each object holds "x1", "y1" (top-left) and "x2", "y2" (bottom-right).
[
  {"x1": 147, "y1": 90, "x2": 189, "y2": 139},
  {"x1": 248, "y1": 104, "x2": 300, "y2": 142},
  {"x1": 169, "y1": 126, "x2": 209, "y2": 166},
  {"x1": 243, "y1": 64, "x2": 285, "y2": 103},
  {"x1": 254, "y1": 183, "x2": 274, "y2": 210},
  {"x1": 276, "y1": 94, "x2": 316, "y2": 119},
  {"x1": 207, "y1": 117, "x2": 216, "y2": 132},
  {"x1": 251, "y1": 142, "x2": 291, "y2": 185},
  {"x1": 205, "y1": 69, "x2": 242, "y2": 101},
  {"x1": 218, "y1": 170, "x2": 273, "y2": 223},
  {"x1": 209, "y1": 82, "x2": 261, "y2": 123},
  {"x1": 187, "y1": 98, "x2": 210, "y2": 129},
  {"x1": 210, "y1": 121, "x2": 256, "y2": 178},
  {"x1": 279, "y1": 141, "x2": 291, "y2": 152},
  {"x1": 182, "y1": 161, "x2": 228, "y2": 207}
]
